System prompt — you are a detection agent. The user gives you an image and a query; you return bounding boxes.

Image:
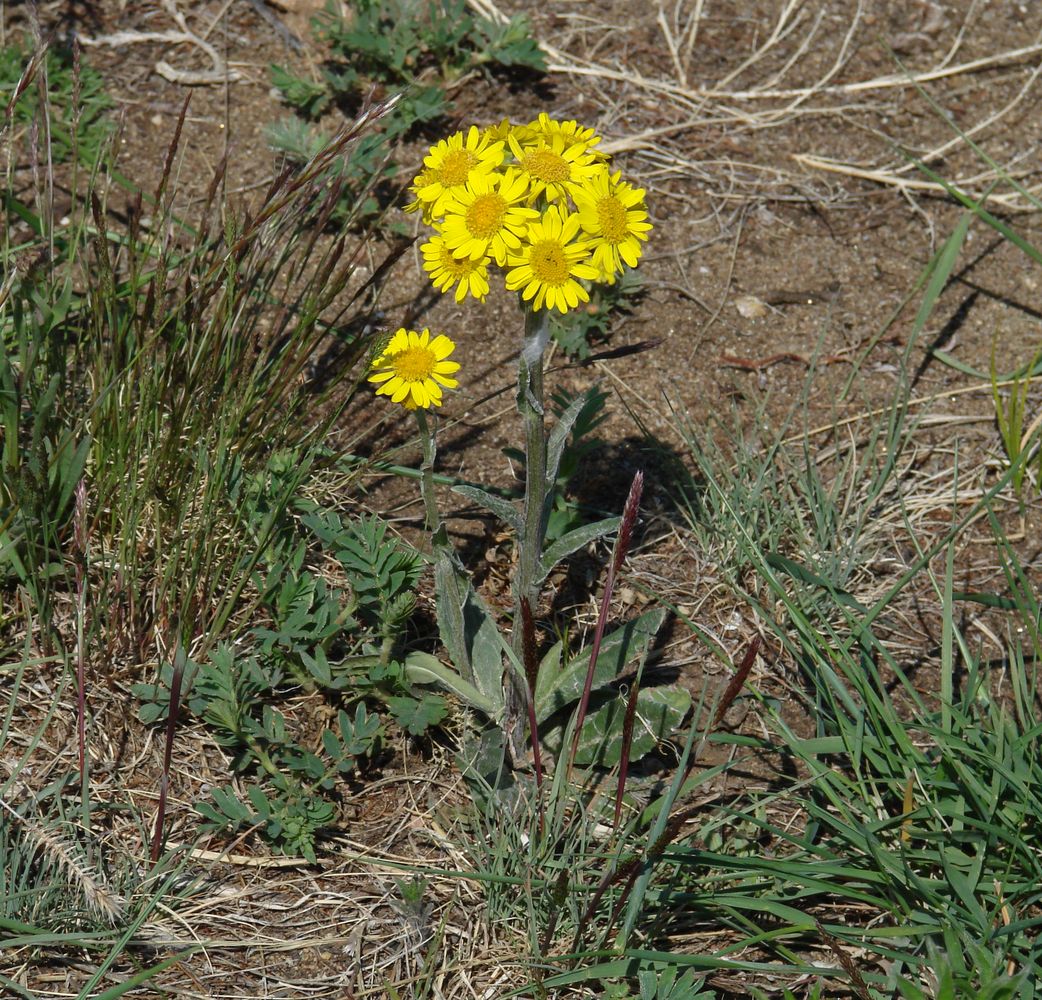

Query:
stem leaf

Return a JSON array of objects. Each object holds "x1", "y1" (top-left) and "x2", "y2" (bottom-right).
[
  {"x1": 452, "y1": 483, "x2": 522, "y2": 535},
  {"x1": 544, "y1": 385, "x2": 600, "y2": 496},
  {"x1": 538, "y1": 515, "x2": 621, "y2": 583},
  {"x1": 403, "y1": 650, "x2": 497, "y2": 717}
]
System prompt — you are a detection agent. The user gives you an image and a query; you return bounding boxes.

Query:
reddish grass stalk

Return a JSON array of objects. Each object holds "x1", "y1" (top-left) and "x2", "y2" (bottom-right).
[
  {"x1": 519, "y1": 598, "x2": 544, "y2": 806},
  {"x1": 614, "y1": 675, "x2": 641, "y2": 830},
  {"x1": 566, "y1": 471, "x2": 643, "y2": 782},
  {"x1": 711, "y1": 635, "x2": 761, "y2": 730},
  {"x1": 574, "y1": 635, "x2": 762, "y2": 950},
  {"x1": 151, "y1": 652, "x2": 185, "y2": 865}
]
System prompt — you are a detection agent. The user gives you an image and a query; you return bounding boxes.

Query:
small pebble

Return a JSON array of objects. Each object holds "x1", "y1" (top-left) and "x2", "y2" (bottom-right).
[{"x1": 735, "y1": 294, "x2": 768, "y2": 319}]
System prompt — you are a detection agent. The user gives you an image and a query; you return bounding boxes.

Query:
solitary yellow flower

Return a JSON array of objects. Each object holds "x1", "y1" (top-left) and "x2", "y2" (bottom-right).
[
  {"x1": 439, "y1": 169, "x2": 538, "y2": 266},
  {"x1": 505, "y1": 205, "x2": 600, "y2": 312},
  {"x1": 421, "y1": 235, "x2": 490, "y2": 302},
  {"x1": 507, "y1": 129, "x2": 602, "y2": 203},
  {"x1": 415, "y1": 125, "x2": 505, "y2": 219},
  {"x1": 572, "y1": 168, "x2": 652, "y2": 282},
  {"x1": 369, "y1": 328, "x2": 460, "y2": 409}
]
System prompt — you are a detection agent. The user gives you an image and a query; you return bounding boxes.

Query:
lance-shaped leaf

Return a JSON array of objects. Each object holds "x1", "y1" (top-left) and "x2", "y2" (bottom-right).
[
  {"x1": 452, "y1": 484, "x2": 522, "y2": 535},
  {"x1": 463, "y1": 584, "x2": 510, "y2": 715},
  {"x1": 535, "y1": 607, "x2": 666, "y2": 724},
  {"x1": 558, "y1": 686, "x2": 692, "y2": 768},
  {"x1": 538, "y1": 515, "x2": 621, "y2": 584},
  {"x1": 544, "y1": 387, "x2": 596, "y2": 497},
  {"x1": 403, "y1": 651, "x2": 497, "y2": 718},
  {"x1": 433, "y1": 547, "x2": 473, "y2": 683}
]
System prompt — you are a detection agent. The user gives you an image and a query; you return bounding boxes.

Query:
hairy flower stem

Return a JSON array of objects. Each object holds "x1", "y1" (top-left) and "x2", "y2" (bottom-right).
[
  {"x1": 414, "y1": 409, "x2": 442, "y2": 539},
  {"x1": 514, "y1": 307, "x2": 550, "y2": 642}
]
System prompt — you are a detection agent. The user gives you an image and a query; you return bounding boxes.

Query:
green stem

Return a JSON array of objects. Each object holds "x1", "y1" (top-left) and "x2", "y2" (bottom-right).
[
  {"x1": 513, "y1": 307, "x2": 550, "y2": 661},
  {"x1": 414, "y1": 408, "x2": 442, "y2": 539}
]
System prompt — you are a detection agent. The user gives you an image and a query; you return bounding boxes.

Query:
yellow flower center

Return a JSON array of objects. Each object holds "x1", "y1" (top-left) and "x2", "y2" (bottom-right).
[
  {"x1": 523, "y1": 150, "x2": 571, "y2": 183},
  {"x1": 465, "y1": 193, "x2": 507, "y2": 238},
  {"x1": 596, "y1": 197, "x2": 629, "y2": 243},
  {"x1": 439, "y1": 149, "x2": 478, "y2": 187},
  {"x1": 390, "y1": 346, "x2": 436, "y2": 382},
  {"x1": 529, "y1": 240, "x2": 570, "y2": 284},
  {"x1": 440, "y1": 250, "x2": 475, "y2": 277}
]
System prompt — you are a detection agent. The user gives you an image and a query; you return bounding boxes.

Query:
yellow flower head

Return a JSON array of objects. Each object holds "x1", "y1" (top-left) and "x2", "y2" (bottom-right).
[
  {"x1": 412, "y1": 126, "x2": 505, "y2": 220},
  {"x1": 439, "y1": 168, "x2": 539, "y2": 266},
  {"x1": 526, "y1": 113, "x2": 604, "y2": 157},
  {"x1": 413, "y1": 117, "x2": 650, "y2": 311},
  {"x1": 507, "y1": 129, "x2": 602, "y2": 203},
  {"x1": 505, "y1": 205, "x2": 600, "y2": 313},
  {"x1": 421, "y1": 235, "x2": 490, "y2": 303},
  {"x1": 483, "y1": 117, "x2": 528, "y2": 146},
  {"x1": 403, "y1": 168, "x2": 437, "y2": 221},
  {"x1": 369, "y1": 328, "x2": 460, "y2": 410},
  {"x1": 572, "y1": 168, "x2": 652, "y2": 282}
]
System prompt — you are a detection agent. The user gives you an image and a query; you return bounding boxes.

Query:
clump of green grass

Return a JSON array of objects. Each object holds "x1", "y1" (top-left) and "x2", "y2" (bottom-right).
[
  {"x1": 0, "y1": 37, "x2": 433, "y2": 988},
  {"x1": 641, "y1": 357, "x2": 1042, "y2": 998},
  {"x1": 0, "y1": 39, "x2": 113, "y2": 163}
]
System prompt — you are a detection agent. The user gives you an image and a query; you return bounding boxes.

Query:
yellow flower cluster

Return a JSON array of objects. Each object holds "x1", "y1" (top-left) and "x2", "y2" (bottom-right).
[{"x1": 408, "y1": 114, "x2": 652, "y2": 313}]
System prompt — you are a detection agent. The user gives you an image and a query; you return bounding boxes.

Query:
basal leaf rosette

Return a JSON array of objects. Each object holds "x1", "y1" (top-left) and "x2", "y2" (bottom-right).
[{"x1": 407, "y1": 115, "x2": 651, "y2": 313}]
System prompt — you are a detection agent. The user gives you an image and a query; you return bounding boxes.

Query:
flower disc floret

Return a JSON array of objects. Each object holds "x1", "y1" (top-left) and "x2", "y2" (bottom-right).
[
  {"x1": 507, "y1": 130, "x2": 602, "y2": 203},
  {"x1": 369, "y1": 328, "x2": 460, "y2": 410},
  {"x1": 572, "y1": 168, "x2": 652, "y2": 282},
  {"x1": 505, "y1": 205, "x2": 600, "y2": 313},
  {"x1": 440, "y1": 169, "x2": 538, "y2": 266},
  {"x1": 421, "y1": 236, "x2": 490, "y2": 302}
]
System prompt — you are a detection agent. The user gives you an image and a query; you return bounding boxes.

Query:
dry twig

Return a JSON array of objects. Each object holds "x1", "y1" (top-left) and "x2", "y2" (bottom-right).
[{"x1": 78, "y1": 0, "x2": 241, "y2": 86}]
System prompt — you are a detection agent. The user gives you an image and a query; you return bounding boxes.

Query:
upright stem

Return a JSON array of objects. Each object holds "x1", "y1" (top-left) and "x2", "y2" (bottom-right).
[
  {"x1": 414, "y1": 409, "x2": 441, "y2": 539},
  {"x1": 513, "y1": 306, "x2": 550, "y2": 657},
  {"x1": 507, "y1": 306, "x2": 550, "y2": 764}
]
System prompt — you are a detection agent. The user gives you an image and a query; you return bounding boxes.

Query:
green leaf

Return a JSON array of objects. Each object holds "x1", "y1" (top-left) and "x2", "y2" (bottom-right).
[
  {"x1": 477, "y1": 14, "x2": 546, "y2": 70},
  {"x1": 451, "y1": 483, "x2": 522, "y2": 534},
  {"x1": 545, "y1": 387, "x2": 598, "y2": 496},
  {"x1": 535, "y1": 607, "x2": 666, "y2": 724},
  {"x1": 463, "y1": 586, "x2": 509, "y2": 712},
  {"x1": 403, "y1": 650, "x2": 496, "y2": 717},
  {"x1": 566, "y1": 686, "x2": 692, "y2": 767},
  {"x1": 270, "y1": 64, "x2": 329, "y2": 117},
  {"x1": 387, "y1": 693, "x2": 448, "y2": 735},
  {"x1": 539, "y1": 515, "x2": 621, "y2": 582},
  {"x1": 433, "y1": 547, "x2": 472, "y2": 680},
  {"x1": 338, "y1": 703, "x2": 382, "y2": 756}
]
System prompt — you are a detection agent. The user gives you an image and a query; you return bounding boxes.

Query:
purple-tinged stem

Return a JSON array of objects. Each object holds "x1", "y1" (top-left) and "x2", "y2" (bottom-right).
[
  {"x1": 566, "y1": 471, "x2": 644, "y2": 782},
  {"x1": 151, "y1": 652, "x2": 185, "y2": 865},
  {"x1": 614, "y1": 675, "x2": 641, "y2": 830},
  {"x1": 573, "y1": 635, "x2": 763, "y2": 956}
]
